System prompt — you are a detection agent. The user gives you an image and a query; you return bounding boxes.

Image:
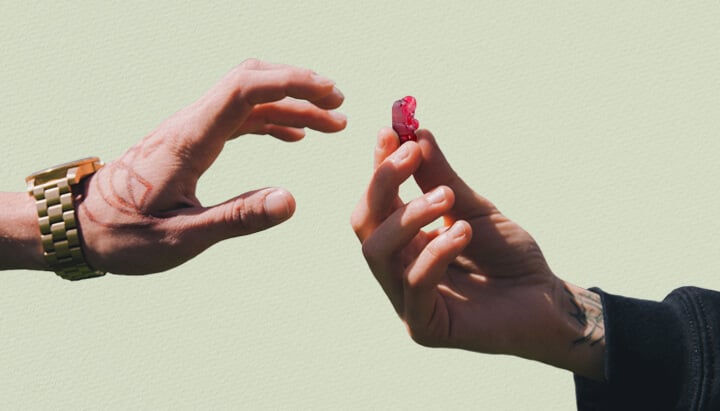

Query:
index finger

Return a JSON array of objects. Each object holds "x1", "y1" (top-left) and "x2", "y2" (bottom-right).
[
  {"x1": 351, "y1": 140, "x2": 422, "y2": 242},
  {"x1": 202, "y1": 60, "x2": 341, "y2": 137},
  {"x1": 174, "y1": 59, "x2": 344, "y2": 174}
]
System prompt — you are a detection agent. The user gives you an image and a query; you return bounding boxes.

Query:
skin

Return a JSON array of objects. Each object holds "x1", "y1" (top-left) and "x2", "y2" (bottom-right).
[
  {"x1": 1, "y1": 61, "x2": 604, "y2": 380},
  {"x1": 0, "y1": 59, "x2": 346, "y2": 275},
  {"x1": 351, "y1": 127, "x2": 605, "y2": 380}
]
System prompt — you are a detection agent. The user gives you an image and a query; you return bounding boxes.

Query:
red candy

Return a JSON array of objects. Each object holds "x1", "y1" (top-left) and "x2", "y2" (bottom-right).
[{"x1": 392, "y1": 96, "x2": 419, "y2": 144}]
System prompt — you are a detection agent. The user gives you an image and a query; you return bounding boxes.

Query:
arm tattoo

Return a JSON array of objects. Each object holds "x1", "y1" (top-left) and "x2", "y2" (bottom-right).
[{"x1": 565, "y1": 286, "x2": 605, "y2": 347}]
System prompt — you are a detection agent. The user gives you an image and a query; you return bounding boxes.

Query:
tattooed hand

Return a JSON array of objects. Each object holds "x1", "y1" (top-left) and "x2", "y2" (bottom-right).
[
  {"x1": 75, "y1": 59, "x2": 346, "y2": 275},
  {"x1": 351, "y1": 128, "x2": 605, "y2": 380}
]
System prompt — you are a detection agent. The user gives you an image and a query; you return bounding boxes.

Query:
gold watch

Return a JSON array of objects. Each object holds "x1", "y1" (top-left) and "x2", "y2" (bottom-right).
[{"x1": 25, "y1": 157, "x2": 105, "y2": 280}]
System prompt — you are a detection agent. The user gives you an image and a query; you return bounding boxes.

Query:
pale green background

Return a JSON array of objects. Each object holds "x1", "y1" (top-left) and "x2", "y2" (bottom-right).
[{"x1": 2, "y1": 1, "x2": 720, "y2": 409}]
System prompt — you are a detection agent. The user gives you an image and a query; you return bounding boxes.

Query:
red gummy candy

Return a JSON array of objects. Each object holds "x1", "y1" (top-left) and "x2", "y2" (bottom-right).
[{"x1": 392, "y1": 96, "x2": 419, "y2": 144}]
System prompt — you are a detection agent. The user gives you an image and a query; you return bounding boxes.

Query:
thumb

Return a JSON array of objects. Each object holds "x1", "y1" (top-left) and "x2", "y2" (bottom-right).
[
  {"x1": 413, "y1": 129, "x2": 497, "y2": 218},
  {"x1": 185, "y1": 187, "x2": 296, "y2": 245}
]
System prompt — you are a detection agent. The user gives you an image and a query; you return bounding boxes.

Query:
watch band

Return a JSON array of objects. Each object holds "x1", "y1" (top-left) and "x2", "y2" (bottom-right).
[{"x1": 26, "y1": 157, "x2": 105, "y2": 280}]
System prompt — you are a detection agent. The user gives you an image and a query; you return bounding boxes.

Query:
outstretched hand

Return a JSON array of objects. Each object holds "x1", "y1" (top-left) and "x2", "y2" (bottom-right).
[
  {"x1": 351, "y1": 128, "x2": 604, "y2": 380},
  {"x1": 78, "y1": 59, "x2": 346, "y2": 274}
]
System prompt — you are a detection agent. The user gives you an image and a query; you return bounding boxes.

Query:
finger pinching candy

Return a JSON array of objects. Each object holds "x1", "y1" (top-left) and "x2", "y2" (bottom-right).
[{"x1": 392, "y1": 96, "x2": 419, "y2": 144}]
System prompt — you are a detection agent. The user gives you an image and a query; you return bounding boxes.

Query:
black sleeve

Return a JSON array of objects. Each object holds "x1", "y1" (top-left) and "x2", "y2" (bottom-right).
[{"x1": 573, "y1": 287, "x2": 720, "y2": 411}]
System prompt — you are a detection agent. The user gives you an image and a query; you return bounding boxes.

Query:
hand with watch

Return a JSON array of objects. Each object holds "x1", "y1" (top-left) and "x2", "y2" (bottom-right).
[{"x1": 1, "y1": 59, "x2": 346, "y2": 279}]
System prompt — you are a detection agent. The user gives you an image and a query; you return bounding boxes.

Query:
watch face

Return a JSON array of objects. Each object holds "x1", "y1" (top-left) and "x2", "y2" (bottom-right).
[{"x1": 26, "y1": 157, "x2": 103, "y2": 185}]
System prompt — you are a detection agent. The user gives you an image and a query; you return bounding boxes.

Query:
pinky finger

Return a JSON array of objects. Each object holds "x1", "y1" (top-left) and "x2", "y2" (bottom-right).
[
  {"x1": 403, "y1": 221, "x2": 472, "y2": 324},
  {"x1": 254, "y1": 125, "x2": 306, "y2": 142}
]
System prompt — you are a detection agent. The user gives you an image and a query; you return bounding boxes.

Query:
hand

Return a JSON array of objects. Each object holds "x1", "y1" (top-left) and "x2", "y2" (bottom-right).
[
  {"x1": 77, "y1": 59, "x2": 346, "y2": 275},
  {"x1": 351, "y1": 128, "x2": 604, "y2": 380}
]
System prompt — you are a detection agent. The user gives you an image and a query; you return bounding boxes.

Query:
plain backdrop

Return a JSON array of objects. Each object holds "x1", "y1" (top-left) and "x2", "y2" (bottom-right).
[{"x1": 2, "y1": 2, "x2": 719, "y2": 409}]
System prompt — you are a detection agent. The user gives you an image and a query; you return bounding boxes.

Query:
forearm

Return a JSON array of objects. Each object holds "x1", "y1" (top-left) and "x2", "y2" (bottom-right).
[{"x1": 0, "y1": 191, "x2": 48, "y2": 271}]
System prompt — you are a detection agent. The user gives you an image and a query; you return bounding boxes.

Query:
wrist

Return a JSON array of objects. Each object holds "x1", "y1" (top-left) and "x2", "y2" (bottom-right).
[
  {"x1": 72, "y1": 176, "x2": 108, "y2": 273},
  {"x1": 0, "y1": 192, "x2": 50, "y2": 271},
  {"x1": 22, "y1": 157, "x2": 106, "y2": 280},
  {"x1": 545, "y1": 280, "x2": 606, "y2": 380}
]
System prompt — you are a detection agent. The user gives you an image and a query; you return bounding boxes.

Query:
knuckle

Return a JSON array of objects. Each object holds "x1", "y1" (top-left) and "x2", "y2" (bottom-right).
[
  {"x1": 225, "y1": 197, "x2": 267, "y2": 232},
  {"x1": 403, "y1": 274, "x2": 423, "y2": 291},
  {"x1": 160, "y1": 228, "x2": 184, "y2": 252},
  {"x1": 225, "y1": 75, "x2": 257, "y2": 112},
  {"x1": 238, "y1": 58, "x2": 262, "y2": 70},
  {"x1": 360, "y1": 240, "x2": 375, "y2": 260},
  {"x1": 349, "y1": 213, "x2": 362, "y2": 234},
  {"x1": 232, "y1": 69, "x2": 253, "y2": 88},
  {"x1": 230, "y1": 60, "x2": 263, "y2": 82},
  {"x1": 372, "y1": 163, "x2": 396, "y2": 189},
  {"x1": 349, "y1": 208, "x2": 368, "y2": 235},
  {"x1": 228, "y1": 67, "x2": 248, "y2": 85},
  {"x1": 225, "y1": 197, "x2": 249, "y2": 230},
  {"x1": 360, "y1": 239, "x2": 382, "y2": 264},
  {"x1": 424, "y1": 239, "x2": 445, "y2": 261},
  {"x1": 298, "y1": 67, "x2": 314, "y2": 82},
  {"x1": 407, "y1": 326, "x2": 439, "y2": 348},
  {"x1": 295, "y1": 102, "x2": 315, "y2": 117},
  {"x1": 281, "y1": 65, "x2": 312, "y2": 81},
  {"x1": 404, "y1": 198, "x2": 428, "y2": 221}
]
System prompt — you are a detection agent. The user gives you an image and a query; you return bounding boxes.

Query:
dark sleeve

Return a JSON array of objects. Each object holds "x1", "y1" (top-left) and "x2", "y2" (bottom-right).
[{"x1": 574, "y1": 287, "x2": 720, "y2": 411}]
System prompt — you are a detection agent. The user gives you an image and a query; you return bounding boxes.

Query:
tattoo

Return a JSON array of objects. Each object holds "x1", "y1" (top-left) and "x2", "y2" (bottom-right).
[
  {"x1": 82, "y1": 135, "x2": 160, "y2": 229},
  {"x1": 97, "y1": 161, "x2": 153, "y2": 215},
  {"x1": 565, "y1": 286, "x2": 605, "y2": 347}
]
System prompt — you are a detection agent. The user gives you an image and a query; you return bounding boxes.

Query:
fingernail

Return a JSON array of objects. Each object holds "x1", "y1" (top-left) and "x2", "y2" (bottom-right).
[
  {"x1": 448, "y1": 223, "x2": 466, "y2": 239},
  {"x1": 312, "y1": 73, "x2": 335, "y2": 86},
  {"x1": 264, "y1": 191, "x2": 292, "y2": 222},
  {"x1": 332, "y1": 86, "x2": 344, "y2": 99},
  {"x1": 330, "y1": 111, "x2": 347, "y2": 122},
  {"x1": 426, "y1": 187, "x2": 446, "y2": 204},
  {"x1": 391, "y1": 144, "x2": 411, "y2": 163}
]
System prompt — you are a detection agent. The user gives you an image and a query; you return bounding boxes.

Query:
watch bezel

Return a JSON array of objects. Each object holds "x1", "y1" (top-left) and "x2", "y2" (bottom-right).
[{"x1": 26, "y1": 157, "x2": 104, "y2": 187}]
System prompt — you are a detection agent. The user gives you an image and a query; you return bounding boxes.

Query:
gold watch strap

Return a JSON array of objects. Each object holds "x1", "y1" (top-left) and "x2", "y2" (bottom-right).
[{"x1": 27, "y1": 158, "x2": 105, "y2": 280}]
